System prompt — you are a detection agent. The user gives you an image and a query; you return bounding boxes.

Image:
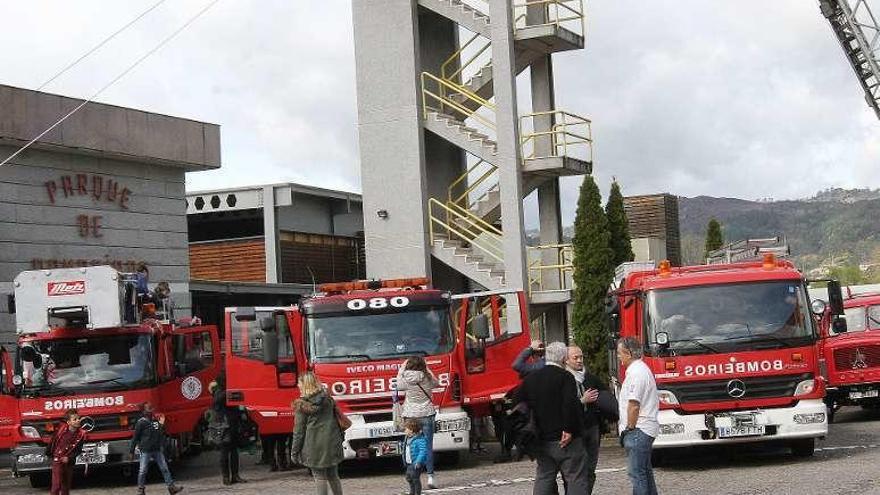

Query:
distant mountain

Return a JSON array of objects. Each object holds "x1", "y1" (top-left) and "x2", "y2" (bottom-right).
[{"x1": 677, "y1": 192, "x2": 880, "y2": 268}]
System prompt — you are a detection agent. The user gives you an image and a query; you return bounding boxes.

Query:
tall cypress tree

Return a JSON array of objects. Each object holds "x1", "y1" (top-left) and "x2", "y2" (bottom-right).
[
  {"x1": 571, "y1": 176, "x2": 614, "y2": 380},
  {"x1": 704, "y1": 218, "x2": 724, "y2": 260},
  {"x1": 605, "y1": 180, "x2": 634, "y2": 268}
]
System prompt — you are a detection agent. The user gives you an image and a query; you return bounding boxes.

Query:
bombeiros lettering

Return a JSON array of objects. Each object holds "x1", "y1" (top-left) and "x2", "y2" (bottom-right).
[
  {"x1": 44, "y1": 395, "x2": 124, "y2": 411},
  {"x1": 684, "y1": 360, "x2": 784, "y2": 377},
  {"x1": 330, "y1": 372, "x2": 450, "y2": 396},
  {"x1": 345, "y1": 296, "x2": 410, "y2": 311}
]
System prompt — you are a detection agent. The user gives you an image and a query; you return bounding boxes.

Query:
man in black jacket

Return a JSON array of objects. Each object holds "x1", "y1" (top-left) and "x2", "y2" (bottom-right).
[
  {"x1": 566, "y1": 345, "x2": 608, "y2": 494},
  {"x1": 130, "y1": 403, "x2": 183, "y2": 495},
  {"x1": 517, "y1": 342, "x2": 589, "y2": 494}
]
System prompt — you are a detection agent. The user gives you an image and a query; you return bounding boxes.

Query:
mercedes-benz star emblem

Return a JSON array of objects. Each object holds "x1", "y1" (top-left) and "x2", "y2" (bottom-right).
[
  {"x1": 852, "y1": 348, "x2": 868, "y2": 370},
  {"x1": 79, "y1": 416, "x2": 96, "y2": 432},
  {"x1": 727, "y1": 379, "x2": 746, "y2": 398}
]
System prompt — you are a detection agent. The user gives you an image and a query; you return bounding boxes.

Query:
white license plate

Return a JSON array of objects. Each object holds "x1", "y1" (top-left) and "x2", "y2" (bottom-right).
[
  {"x1": 368, "y1": 426, "x2": 396, "y2": 438},
  {"x1": 75, "y1": 452, "x2": 105, "y2": 465},
  {"x1": 718, "y1": 425, "x2": 765, "y2": 438},
  {"x1": 850, "y1": 390, "x2": 879, "y2": 399}
]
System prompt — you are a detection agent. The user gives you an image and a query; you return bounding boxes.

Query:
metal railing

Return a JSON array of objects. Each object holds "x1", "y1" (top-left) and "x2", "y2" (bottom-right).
[
  {"x1": 520, "y1": 110, "x2": 593, "y2": 163},
  {"x1": 421, "y1": 72, "x2": 496, "y2": 130},
  {"x1": 428, "y1": 198, "x2": 504, "y2": 263},
  {"x1": 441, "y1": 32, "x2": 492, "y2": 87},
  {"x1": 527, "y1": 243, "x2": 574, "y2": 294},
  {"x1": 447, "y1": 159, "x2": 499, "y2": 212},
  {"x1": 513, "y1": 0, "x2": 585, "y2": 38}
]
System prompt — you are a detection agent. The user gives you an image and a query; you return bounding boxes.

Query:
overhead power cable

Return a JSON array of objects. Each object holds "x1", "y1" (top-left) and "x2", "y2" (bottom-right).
[
  {"x1": 36, "y1": 0, "x2": 169, "y2": 92},
  {"x1": 0, "y1": 0, "x2": 221, "y2": 169}
]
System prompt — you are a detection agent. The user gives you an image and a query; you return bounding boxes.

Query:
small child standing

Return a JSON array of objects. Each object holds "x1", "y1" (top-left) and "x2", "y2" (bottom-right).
[{"x1": 402, "y1": 419, "x2": 428, "y2": 495}]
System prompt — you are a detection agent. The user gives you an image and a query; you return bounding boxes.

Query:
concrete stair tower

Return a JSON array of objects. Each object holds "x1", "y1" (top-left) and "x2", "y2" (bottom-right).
[{"x1": 353, "y1": 0, "x2": 593, "y2": 342}]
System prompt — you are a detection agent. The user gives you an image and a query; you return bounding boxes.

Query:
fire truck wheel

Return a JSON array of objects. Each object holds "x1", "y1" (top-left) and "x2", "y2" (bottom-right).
[
  {"x1": 28, "y1": 473, "x2": 50, "y2": 488},
  {"x1": 651, "y1": 450, "x2": 666, "y2": 467},
  {"x1": 790, "y1": 438, "x2": 815, "y2": 458}
]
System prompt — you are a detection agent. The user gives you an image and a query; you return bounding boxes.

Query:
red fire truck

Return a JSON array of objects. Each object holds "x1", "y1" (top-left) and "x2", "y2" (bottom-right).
[
  {"x1": 5, "y1": 266, "x2": 220, "y2": 486},
  {"x1": 607, "y1": 255, "x2": 843, "y2": 458},
  {"x1": 822, "y1": 291, "x2": 880, "y2": 421},
  {"x1": 1, "y1": 344, "x2": 20, "y2": 451},
  {"x1": 224, "y1": 279, "x2": 529, "y2": 461}
]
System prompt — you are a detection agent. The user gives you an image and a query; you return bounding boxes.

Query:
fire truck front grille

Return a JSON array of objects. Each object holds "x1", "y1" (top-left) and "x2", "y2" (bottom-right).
[
  {"x1": 664, "y1": 373, "x2": 811, "y2": 404},
  {"x1": 342, "y1": 396, "x2": 393, "y2": 413},
  {"x1": 26, "y1": 412, "x2": 141, "y2": 437},
  {"x1": 834, "y1": 345, "x2": 880, "y2": 371}
]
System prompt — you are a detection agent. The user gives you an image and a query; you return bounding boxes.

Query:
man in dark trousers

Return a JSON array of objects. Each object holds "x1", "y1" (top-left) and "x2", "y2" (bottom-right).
[
  {"x1": 566, "y1": 345, "x2": 608, "y2": 494},
  {"x1": 517, "y1": 342, "x2": 589, "y2": 494},
  {"x1": 130, "y1": 402, "x2": 183, "y2": 495},
  {"x1": 47, "y1": 409, "x2": 87, "y2": 495}
]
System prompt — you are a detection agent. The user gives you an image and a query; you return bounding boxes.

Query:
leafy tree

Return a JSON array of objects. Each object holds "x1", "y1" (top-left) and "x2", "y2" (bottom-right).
[
  {"x1": 605, "y1": 180, "x2": 634, "y2": 268},
  {"x1": 571, "y1": 176, "x2": 614, "y2": 380},
  {"x1": 828, "y1": 264, "x2": 867, "y2": 286},
  {"x1": 704, "y1": 218, "x2": 724, "y2": 260}
]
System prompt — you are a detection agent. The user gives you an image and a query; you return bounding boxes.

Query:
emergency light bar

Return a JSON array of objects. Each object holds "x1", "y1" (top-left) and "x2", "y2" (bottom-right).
[{"x1": 318, "y1": 277, "x2": 429, "y2": 293}]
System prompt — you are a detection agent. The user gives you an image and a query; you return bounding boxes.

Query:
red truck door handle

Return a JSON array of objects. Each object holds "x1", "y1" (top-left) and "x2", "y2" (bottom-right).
[{"x1": 228, "y1": 391, "x2": 244, "y2": 402}]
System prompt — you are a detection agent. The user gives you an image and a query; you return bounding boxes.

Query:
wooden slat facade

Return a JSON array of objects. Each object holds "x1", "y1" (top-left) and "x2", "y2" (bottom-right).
[
  {"x1": 623, "y1": 194, "x2": 682, "y2": 266},
  {"x1": 279, "y1": 231, "x2": 365, "y2": 284},
  {"x1": 189, "y1": 237, "x2": 266, "y2": 282}
]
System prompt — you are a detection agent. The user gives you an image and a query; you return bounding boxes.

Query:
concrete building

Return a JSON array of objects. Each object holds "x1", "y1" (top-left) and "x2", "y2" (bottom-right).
[
  {"x1": 624, "y1": 193, "x2": 682, "y2": 266},
  {"x1": 352, "y1": 0, "x2": 593, "y2": 341},
  {"x1": 186, "y1": 183, "x2": 365, "y2": 327},
  {"x1": 0, "y1": 84, "x2": 220, "y2": 344}
]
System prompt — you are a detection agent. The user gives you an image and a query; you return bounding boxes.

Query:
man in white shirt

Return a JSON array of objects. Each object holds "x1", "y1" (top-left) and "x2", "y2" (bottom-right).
[{"x1": 617, "y1": 337, "x2": 659, "y2": 495}]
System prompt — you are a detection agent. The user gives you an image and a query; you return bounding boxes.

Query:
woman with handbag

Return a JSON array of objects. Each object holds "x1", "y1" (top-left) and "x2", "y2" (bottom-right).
[
  {"x1": 396, "y1": 356, "x2": 439, "y2": 489},
  {"x1": 290, "y1": 372, "x2": 345, "y2": 495}
]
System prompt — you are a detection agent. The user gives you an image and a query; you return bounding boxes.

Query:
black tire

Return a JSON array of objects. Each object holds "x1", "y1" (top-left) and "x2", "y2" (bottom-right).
[
  {"x1": 790, "y1": 438, "x2": 815, "y2": 458},
  {"x1": 435, "y1": 451, "x2": 461, "y2": 467},
  {"x1": 651, "y1": 450, "x2": 666, "y2": 467},
  {"x1": 828, "y1": 406, "x2": 835, "y2": 424},
  {"x1": 29, "y1": 473, "x2": 50, "y2": 488}
]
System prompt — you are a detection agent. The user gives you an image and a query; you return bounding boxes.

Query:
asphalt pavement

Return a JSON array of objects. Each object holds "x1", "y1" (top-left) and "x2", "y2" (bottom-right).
[{"x1": 2, "y1": 407, "x2": 880, "y2": 494}]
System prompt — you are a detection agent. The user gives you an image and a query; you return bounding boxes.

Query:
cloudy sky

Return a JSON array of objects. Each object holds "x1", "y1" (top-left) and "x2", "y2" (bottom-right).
[{"x1": 1, "y1": 0, "x2": 878, "y2": 225}]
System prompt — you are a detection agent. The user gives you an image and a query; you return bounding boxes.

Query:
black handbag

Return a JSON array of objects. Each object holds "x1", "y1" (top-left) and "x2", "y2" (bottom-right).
[{"x1": 596, "y1": 390, "x2": 619, "y2": 422}]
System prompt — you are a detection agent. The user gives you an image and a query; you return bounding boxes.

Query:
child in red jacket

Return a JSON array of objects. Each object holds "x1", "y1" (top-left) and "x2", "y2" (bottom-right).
[{"x1": 47, "y1": 409, "x2": 87, "y2": 495}]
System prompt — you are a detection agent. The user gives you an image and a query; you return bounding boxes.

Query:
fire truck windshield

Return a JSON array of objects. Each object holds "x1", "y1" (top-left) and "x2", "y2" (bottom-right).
[
  {"x1": 18, "y1": 334, "x2": 156, "y2": 396},
  {"x1": 645, "y1": 281, "x2": 814, "y2": 355},
  {"x1": 306, "y1": 307, "x2": 453, "y2": 362}
]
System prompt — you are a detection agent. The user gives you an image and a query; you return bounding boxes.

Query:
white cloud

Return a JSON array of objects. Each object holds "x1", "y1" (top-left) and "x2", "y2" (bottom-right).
[{"x1": 0, "y1": 0, "x2": 877, "y2": 220}]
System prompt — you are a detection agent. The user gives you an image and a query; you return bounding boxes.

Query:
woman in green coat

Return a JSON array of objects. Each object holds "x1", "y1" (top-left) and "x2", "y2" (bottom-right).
[{"x1": 291, "y1": 372, "x2": 345, "y2": 495}]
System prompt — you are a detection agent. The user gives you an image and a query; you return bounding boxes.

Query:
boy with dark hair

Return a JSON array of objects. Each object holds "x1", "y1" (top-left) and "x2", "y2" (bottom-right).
[
  {"x1": 130, "y1": 402, "x2": 183, "y2": 495},
  {"x1": 402, "y1": 418, "x2": 428, "y2": 495},
  {"x1": 47, "y1": 409, "x2": 87, "y2": 495}
]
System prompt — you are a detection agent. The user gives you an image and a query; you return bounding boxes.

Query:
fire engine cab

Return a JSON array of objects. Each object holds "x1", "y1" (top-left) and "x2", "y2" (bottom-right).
[
  {"x1": 224, "y1": 278, "x2": 529, "y2": 461},
  {"x1": 607, "y1": 255, "x2": 844, "y2": 459},
  {"x1": 822, "y1": 290, "x2": 880, "y2": 420},
  {"x1": 4, "y1": 266, "x2": 219, "y2": 486}
]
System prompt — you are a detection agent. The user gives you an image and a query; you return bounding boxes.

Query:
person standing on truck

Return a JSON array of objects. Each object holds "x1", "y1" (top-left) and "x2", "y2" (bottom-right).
[
  {"x1": 517, "y1": 342, "x2": 589, "y2": 494},
  {"x1": 565, "y1": 345, "x2": 607, "y2": 494},
  {"x1": 396, "y1": 356, "x2": 439, "y2": 489},
  {"x1": 47, "y1": 409, "x2": 87, "y2": 495},
  {"x1": 617, "y1": 337, "x2": 660, "y2": 495},
  {"x1": 290, "y1": 372, "x2": 345, "y2": 495},
  {"x1": 130, "y1": 403, "x2": 183, "y2": 495},
  {"x1": 210, "y1": 375, "x2": 246, "y2": 486}
]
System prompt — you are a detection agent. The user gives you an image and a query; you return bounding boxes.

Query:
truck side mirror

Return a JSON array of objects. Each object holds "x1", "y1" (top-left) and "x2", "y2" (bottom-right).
[
  {"x1": 833, "y1": 317, "x2": 848, "y2": 334},
  {"x1": 263, "y1": 331, "x2": 279, "y2": 365},
  {"x1": 7, "y1": 294, "x2": 14, "y2": 315},
  {"x1": 173, "y1": 335, "x2": 187, "y2": 366},
  {"x1": 827, "y1": 280, "x2": 845, "y2": 316},
  {"x1": 260, "y1": 316, "x2": 276, "y2": 332},
  {"x1": 472, "y1": 314, "x2": 491, "y2": 340}
]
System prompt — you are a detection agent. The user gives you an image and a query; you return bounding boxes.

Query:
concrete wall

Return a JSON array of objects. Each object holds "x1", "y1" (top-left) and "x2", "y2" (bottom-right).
[
  {"x1": 632, "y1": 237, "x2": 667, "y2": 264},
  {"x1": 275, "y1": 194, "x2": 364, "y2": 237},
  {"x1": 0, "y1": 84, "x2": 220, "y2": 343},
  {"x1": 353, "y1": 0, "x2": 431, "y2": 280}
]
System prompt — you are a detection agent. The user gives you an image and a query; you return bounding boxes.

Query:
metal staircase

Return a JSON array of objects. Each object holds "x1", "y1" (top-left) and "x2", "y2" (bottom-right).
[
  {"x1": 820, "y1": 0, "x2": 880, "y2": 119},
  {"x1": 419, "y1": 0, "x2": 593, "y2": 321}
]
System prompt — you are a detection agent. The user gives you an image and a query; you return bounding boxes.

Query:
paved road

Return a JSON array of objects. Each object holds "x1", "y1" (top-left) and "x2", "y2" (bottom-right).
[{"x1": 3, "y1": 407, "x2": 880, "y2": 494}]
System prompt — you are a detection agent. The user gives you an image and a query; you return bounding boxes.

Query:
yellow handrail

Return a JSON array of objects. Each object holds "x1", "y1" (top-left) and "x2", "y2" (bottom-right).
[
  {"x1": 447, "y1": 159, "x2": 499, "y2": 211},
  {"x1": 520, "y1": 110, "x2": 593, "y2": 163},
  {"x1": 428, "y1": 198, "x2": 503, "y2": 263},
  {"x1": 441, "y1": 33, "x2": 491, "y2": 86},
  {"x1": 421, "y1": 72, "x2": 496, "y2": 130},
  {"x1": 513, "y1": 0, "x2": 585, "y2": 38},
  {"x1": 527, "y1": 244, "x2": 574, "y2": 294}
]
